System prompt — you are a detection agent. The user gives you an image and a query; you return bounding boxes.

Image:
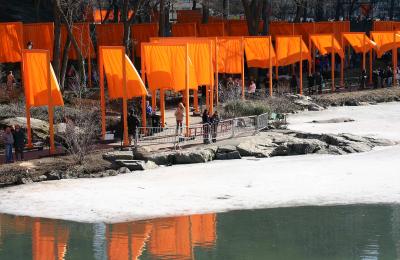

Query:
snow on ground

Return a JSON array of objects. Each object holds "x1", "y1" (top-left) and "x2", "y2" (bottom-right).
[
  {"x1": 1, "y1": 103, "x2": 400, "y2": 223},
  {"x1": 288, "y1": 102, "x2": 400, "y2": 140}
]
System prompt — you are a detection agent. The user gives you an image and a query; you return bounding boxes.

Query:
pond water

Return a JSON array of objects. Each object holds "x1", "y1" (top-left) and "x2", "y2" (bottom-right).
[{"x1": 0, "y1": 204, "x2": 399, "y2": 260}]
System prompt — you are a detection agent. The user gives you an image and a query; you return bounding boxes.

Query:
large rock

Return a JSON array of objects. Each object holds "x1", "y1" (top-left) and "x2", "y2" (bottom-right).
[
  {"x1": 0, "y1": 117, "x2": 49, "y2": 141},
  {"x1": 236, "y1": 142, "x2": 276, "y2": 158},
  {"x1": 175, "y1": 149, "x2": 214, "y2": 164},
  {"x1": 215, "y1": 151, "x2": 242, "y2": 160},
  {"x1": 114, "y1": 160, "x2": 159, "y2": 171},
  {"x1": 311, "y1": 118, "x2": 355, "y2": 124},
  {"x1": 103, "y1": 151, "x2": 134, "y2": 161}
]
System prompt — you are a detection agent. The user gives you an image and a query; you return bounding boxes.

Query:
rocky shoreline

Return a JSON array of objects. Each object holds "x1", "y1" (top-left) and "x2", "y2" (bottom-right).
[{"x1": 1, "y1": 91, "x2": 400, "y2": 187}]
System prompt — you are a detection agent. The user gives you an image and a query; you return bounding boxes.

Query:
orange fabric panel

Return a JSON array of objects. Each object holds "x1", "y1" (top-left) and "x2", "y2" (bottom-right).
[
  {"x1": 198, "y1": 23, "x2": 226, "y2": 37},
  {"x1": 96, "y1": 23, "x2": 124, "y2": 46},
  {"x1": 150, "y1": 38, "x2": 214, "y2": 86},
  {"x1": 294, "y1": 23, "x2": 315, "y2": 42},
  {"x1": 343, "y1": 33, "x2": 375, "y2": 53},
  {"x1": 101, "y1": 47, "x2": 147, "y2": 99},
  {"x1": 217, "y1": 37, "x2": 243, "y2": 73},
  {"x1": 107, "y1": 223, "x2": 129, "y2": 260},
  {"x1": 310, "y1": 34, "x2": 344, "y2": 58},
  {"x1": 93, "y1": 10, "x2": 117, "y2": 23},
  {"x1": 149, "y1": 217, "x2": 192, "y2": 259},
  {"x1": 315, "y1": 22, "x2": 334, "y2": 34},
  {"x1": 276, "y1": 36, "x2": 310, "y2": 66},
  {"x1": 61, "y1": 23, "x2": 95, "y2": 60},
  {"x1": 270, "y1": 22, "x2": 294, "y2": 39},
  {"x1": 190, "y1": 214, "x2": 217, "y2": 247},
  {"x1": 228, "y1": 20, "x2": 264, "y2": 36},
  {"x1": 142, "y1": 43, "x2": 197, "y2": 91},
  {"x1": 244, "y1": 36, "x2": 276, "y2": 68},
  {"x1": 23, "y1": 23, "x2": 54, "y2": 60},
  {"x1": 371, "y1": 31, "x2": 400, "y2": 57},
  {"x1": 0, "y1": 22, "x2": 23, "y2": 63},
  {"x1": 23, "y1": 50, "x2": 64, "y2": 107},
  {"x1": 373, "y1": 21, "x2": 393, "y2": 31},
  {"x1": 130, "y1": 222, "x2": 152, "y2": 260},
  {"x1": 177, "y1": 9, "x2": 202, "y2": 23},
  {"x1": 172, "y1": 23, "x2": 198, "y2": 37},
  {"x1": 131, "y1": 23, "x2": 159, "y2": 57}
]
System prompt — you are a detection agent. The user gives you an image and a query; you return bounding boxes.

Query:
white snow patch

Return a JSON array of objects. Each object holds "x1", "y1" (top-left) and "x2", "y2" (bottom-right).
[
  {"x1": 287, "y1": 102, "x2": 400, "y2": 140},
  {"x1": 0, "y1": 102, "x2": 400, "y2": 223}
]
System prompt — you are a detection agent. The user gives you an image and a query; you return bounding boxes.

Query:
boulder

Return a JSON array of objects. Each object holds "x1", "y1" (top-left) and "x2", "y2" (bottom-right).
[
  {"x1": 175, "y1": 149, "x2": 214, "y2": 164},
  {"x1": 104, "y1": 169, "x2": 118, "y2": 177},
  {"x1": 217, "y1": 145, "x2": 237, "y2": 153},
  {"x1": 45, "y1": 171, "x2": 61, "y2": 180},
  {"x1": 114, "y1": 160, "x2": 159, "y2": 171},
  {"x1": 118, "y1": 167, "x2": 131, "y2": 174},
  {"x1": 215, "y1": 151, "x2": 242, "y2": 160},
  {"x1": 236, "y1": 142, "x2": 275, "y2": 158},
  {"x1": 0, "y1": 117, "x2": 49, "y2": 141},
  {"x1": 286, "y1": 140, "x2": 323, "y2": 155},
  {"x1": 16, "y1": 177, "x2": 33, "y2": 185},
  {"x1": 311, "y1": 118, "x2": 355, "y2": 124},
  {"x1": 103, "y1": 151, "x2": 134, "y2": 161}
]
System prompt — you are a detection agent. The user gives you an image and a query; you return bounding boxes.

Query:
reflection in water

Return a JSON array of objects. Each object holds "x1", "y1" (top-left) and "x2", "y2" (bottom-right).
[{"x1": 0, "y1": 205, "x2": 400, "y2": 260}]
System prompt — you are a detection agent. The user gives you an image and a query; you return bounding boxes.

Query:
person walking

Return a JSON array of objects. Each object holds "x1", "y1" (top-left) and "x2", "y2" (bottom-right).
[
  {"x1": 3, "y1": 127, "x2": 14, "y2": 163},
  {"x1": 175, "y1": 103, "x2": 185, "y2": 135},
  {"x1": 315, "y1": 72, "x2": 323, "y2": 94},
  {"x1": 360, "y1": 69, "x2": 367, "y2": 90},
  {"x1": 6, "y1": 71, "x2": 15, "y2": 91},
  {"x1": 307, "y1": 73, "x2": 314, "y2": 95},
  {"x1": 13, "y1": 125, "x2": 26, "y2": 161},
  {"x1": 128, "y1": 110, "x2": 140, "y2": 145},
  {"x1": 210, "y1": 111, "x2": 220, "y2": 143},
  {"x1": 202, "y1": 109, "x2": 210, "y2": 144},
  {"x1": 290, "y1": 74, "x2": 298, "y2": 94}
]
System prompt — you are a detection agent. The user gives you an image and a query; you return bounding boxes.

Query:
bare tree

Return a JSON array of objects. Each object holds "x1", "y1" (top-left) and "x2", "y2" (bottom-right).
[
  {"x1": 202, "y1": 0, "x2": 210, "y2": 23},
  {"x1": 61, "y1": 106, "x2": 100, "y2": 165},
  {"x1": 241, "y1": 0, "x2": 264, "y2": 35}
]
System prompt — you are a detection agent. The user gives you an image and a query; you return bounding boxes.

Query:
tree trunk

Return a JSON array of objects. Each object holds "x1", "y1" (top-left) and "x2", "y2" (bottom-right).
[
  {"x1": 60, "y1": 34, "x2": 71, "y2": 89},
  {"x1": 389, "y1": 0, "x2": 395, "y2": 20},
  {"x1": 262, "y1": 0, "x2": 270, "y2": 35},
  {"x1": 222, "y1": 0, "x2": 228, "y2": 19},
  {"x1": 303, "y1": 0, "x2": 308, "y2": 21},
  {"x1": 122, "y1": 0, "x2": 130, "y2": 55},
  {"x1": 56, "y1": 3, "x2": 87, "y2": 85},
  {"x1": 192, "y1": 0, "x2": 197, "y2": 10},
  {"x1": 53, "y1": 3, "x2": 61, "y2": 82},
  {"x1": 241, "y1": 0, "x2": 263, "y2": 36},
  {"x1": 294, "y1": 1, "x2": 303, "y2": 22},
  {"x1": 202, "y1": 0, "x2": 209, "y2": 23},
  {"x1": 335, "y1": 0, "x2": 343, "y2": 20},
  {"x1": 315, "y1": 0, "x2": 324, "y2": 21},
  {"x1": 159, "y1": 0, "x2": 166, "y2": 36}
]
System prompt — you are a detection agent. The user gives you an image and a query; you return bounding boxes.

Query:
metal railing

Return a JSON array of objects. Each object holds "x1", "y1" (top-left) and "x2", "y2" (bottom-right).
[{"x1": 135, "y1": 112, "x2": 270, "y2": 149}]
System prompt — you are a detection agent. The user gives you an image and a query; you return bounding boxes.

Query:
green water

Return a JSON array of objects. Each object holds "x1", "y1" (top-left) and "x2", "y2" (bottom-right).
[{"x1": 0, "y1": 205, "x2": 399, "y2": 260}]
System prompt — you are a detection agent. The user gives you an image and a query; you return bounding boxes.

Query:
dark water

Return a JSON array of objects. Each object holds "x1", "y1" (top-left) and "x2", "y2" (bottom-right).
[{"x1": 0, "y1": 204, "x2": 399, "y2": 260}]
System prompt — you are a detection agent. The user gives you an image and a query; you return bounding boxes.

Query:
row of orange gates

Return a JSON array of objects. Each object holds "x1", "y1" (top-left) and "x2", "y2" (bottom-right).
[{"x1": 2, "y1": 20, "x2": 400, "y2": 153}]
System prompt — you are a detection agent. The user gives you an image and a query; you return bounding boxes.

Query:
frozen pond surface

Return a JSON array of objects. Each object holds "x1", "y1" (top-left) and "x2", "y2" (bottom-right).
[{"x1": 0, "y1": 103, "x2": 399, "y2": 223}]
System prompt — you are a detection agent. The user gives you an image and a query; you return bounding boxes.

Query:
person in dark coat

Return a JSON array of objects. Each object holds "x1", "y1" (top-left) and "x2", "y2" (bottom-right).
[
  {"x1": 128, "y1": 110, "x2": 140, "y2": 144},
  {"x1": 13, "y1": 125, "x2": 26, "y2": 161},
  {"x1": 315, "y1": 72, "x2": 323, "y2": 94},
  {"x1": 307, "y1": 74, "x2": 314, "y2": 95},
  {"x1": 360, "y1": 69, "x2": 367, "y2": 90},
  {"x1": 202, "y1": 109, "x2": 210, "y2": 144},
  {"x1": 210, "y1": 111, "x2": 220, "y2": 143},
  {"x1": 290, "y1": 74, "x2": 298, "y2": 94}
]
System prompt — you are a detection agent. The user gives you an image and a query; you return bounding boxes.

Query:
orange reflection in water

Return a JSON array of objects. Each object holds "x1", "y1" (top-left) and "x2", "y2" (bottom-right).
[
  {"x1": 32, "y1": 219, "x2": 69, "y2": 260},
  {"x1": 0, "y1": 212, "x2": 216, "y2": 260},
  {"x1": 106, "y1": 213, "x2": 217, "y2": 260}
]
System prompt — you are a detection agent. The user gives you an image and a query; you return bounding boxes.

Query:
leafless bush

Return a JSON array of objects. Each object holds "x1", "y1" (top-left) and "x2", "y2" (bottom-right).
[
  {"x1": 218, "y1": 79, "x2": 243, "y2": 103},
  {"x1": 60, "y1": 106, "x2": 100, "y2": 165}
]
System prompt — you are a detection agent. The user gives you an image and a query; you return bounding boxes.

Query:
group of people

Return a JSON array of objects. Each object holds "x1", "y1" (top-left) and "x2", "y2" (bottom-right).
[
  {"x1": 202, "y1": 109, "x2": 220, "y2": 144},
  {"x1": 372, "y1": 66, "x2": 399, "y2": 89},
  {"x1": 307, "y1": 72, "x2": 325, "y2": 95},
  {"x1": 2, "y1": 125, "x2": 26, "y2": 163}
]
